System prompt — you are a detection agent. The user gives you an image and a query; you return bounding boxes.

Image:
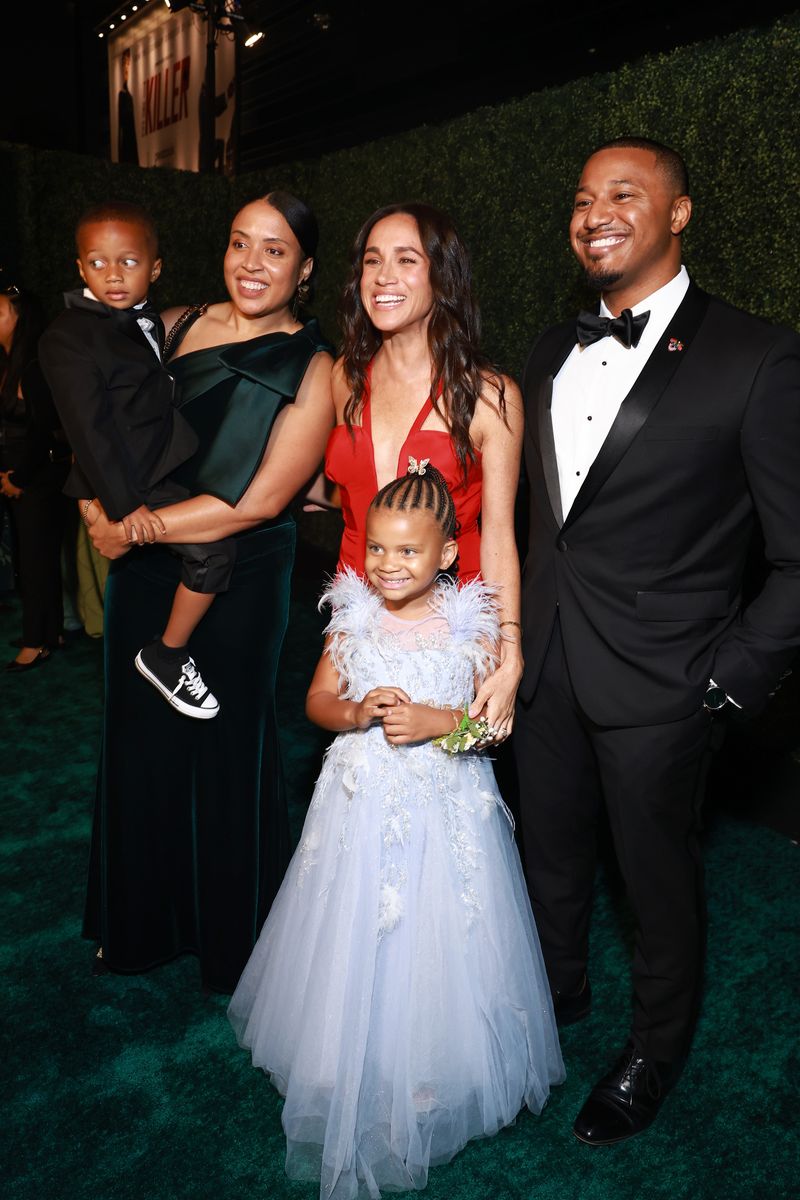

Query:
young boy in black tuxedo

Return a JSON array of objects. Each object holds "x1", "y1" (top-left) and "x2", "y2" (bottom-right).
[{"x1": 39, "y1": 201, "x2": 233, "y2": 718}]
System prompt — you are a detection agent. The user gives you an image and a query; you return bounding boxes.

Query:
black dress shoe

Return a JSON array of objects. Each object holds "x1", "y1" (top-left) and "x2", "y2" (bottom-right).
[
  {"x1": 553, "y1": 975, "x2": 591, "y2": 1026},
  {"x1": 5, "y1": 647, "x2": 51, "y2": 673},
  {"x1": 573, "y1": 1044, "x2": 683, "y2": 1146}
]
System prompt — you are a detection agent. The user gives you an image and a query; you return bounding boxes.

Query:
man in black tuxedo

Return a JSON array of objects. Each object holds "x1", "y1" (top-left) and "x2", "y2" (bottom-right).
[{"x1": 515, "y1": 137, "x2": 800, "y2": 1145}]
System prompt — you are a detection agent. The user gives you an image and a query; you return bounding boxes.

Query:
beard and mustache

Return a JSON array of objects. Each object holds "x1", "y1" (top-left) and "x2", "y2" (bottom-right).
[{"x1": 583, "y1": 267, "x2": 623, "y2": 291}]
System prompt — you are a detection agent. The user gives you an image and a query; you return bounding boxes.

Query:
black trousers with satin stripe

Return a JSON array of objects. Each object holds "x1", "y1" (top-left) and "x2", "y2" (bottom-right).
[{"x1": 513, "y1": 617, "x2": 720, "y2": 1062}]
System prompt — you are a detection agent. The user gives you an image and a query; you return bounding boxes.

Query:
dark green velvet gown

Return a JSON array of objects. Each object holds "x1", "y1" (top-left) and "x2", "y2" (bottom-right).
[{"x1": 83, "y1": 320, "x2": 331, "y2": 992}]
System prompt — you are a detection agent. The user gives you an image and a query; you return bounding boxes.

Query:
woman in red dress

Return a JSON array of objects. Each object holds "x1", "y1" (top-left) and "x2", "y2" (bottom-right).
[{"x1": 325, "y1": 202, "x2": 523, "y2": 742}]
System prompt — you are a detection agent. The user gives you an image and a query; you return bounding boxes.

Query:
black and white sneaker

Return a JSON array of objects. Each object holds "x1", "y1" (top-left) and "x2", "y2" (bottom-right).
[{"x1": 134, "y1": 645, "x2": 220, "y2": 719}]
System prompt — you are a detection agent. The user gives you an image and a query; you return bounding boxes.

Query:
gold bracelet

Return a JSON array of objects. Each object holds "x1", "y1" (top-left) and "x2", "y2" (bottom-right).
[
  {"x1": 499, "y1": 620, "x2": 522, "y2": 631},
  {"x1": 81, "y1": 498, "x2": 96, "y2": 526}
]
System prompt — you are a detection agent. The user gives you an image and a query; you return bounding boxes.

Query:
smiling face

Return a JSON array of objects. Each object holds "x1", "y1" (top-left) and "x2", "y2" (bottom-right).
[
  {"x1": 364, "y1": 506, "x2": 457, "y2": 616},
  {"x1": 569, "y1": 147, "x2": 691, "y2": 312},
  {"x1": 223, "y1": 201, "x2": 312, "y2": 320},
  {"x1": 76, "y1": 219, "x2": 161, "y2": 309},
  {"x1": 359, "y1": 212, "x2": 434, "y2": 336}
]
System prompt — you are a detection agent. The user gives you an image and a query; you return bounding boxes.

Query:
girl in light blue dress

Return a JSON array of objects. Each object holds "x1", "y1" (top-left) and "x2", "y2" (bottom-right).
[{"x1": 229, "y1": 461, "x2": 564, "y2": 1200}]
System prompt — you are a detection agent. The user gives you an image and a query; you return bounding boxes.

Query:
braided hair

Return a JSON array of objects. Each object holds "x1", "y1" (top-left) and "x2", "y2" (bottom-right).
[{"x1": 369, "y1": 462, "x2": 457, "y2": 541}]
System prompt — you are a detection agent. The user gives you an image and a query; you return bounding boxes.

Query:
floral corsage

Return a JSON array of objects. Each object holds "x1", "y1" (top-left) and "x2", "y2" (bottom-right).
[{"x1": 433, "y1": 707, "x2": 491, "y2": 754}]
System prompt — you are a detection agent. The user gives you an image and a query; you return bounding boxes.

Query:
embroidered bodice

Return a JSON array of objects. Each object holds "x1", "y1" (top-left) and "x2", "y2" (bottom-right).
[
  {"x1": 322, "y1": 570, "x2": 498, "y2": 712},
  {"x1": 297, "y1": 572, "x2": 506, "y2": 932}
]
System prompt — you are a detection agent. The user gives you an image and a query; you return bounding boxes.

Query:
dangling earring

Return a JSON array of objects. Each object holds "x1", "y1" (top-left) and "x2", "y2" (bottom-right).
[{"x1": 292, "y1": 276, "x2": 310, "y2": 318}]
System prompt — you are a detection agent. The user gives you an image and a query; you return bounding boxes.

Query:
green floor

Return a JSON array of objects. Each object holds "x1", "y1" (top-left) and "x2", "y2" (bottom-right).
[{"x1": 2, "y1": 575, "x2": 797, "y2": 1200}]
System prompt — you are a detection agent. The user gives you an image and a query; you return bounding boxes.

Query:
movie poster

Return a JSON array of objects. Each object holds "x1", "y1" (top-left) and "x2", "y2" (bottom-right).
[{"x1": 107, "y1": 3, "x2": 236, "y2": 173}]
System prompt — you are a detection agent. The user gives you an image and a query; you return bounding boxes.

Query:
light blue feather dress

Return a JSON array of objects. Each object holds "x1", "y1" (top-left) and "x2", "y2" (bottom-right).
[{"x1": 229, "y1": 572, "x2": 564, "y2": 1199}]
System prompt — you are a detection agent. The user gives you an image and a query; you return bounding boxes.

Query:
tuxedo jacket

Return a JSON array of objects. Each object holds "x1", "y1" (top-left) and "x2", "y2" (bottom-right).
[
  {"x1": 38, "y1": 292, "x2": 198, "y2": 522},
  {"x1": 519, "y1": 282, "x2": 800, "y2": 725}
]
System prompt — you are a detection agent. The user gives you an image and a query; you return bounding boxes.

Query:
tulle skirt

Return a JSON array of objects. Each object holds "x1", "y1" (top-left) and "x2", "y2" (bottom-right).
[{"x1": 229, "y1": 739, "x2": 564, "y2": 1198}]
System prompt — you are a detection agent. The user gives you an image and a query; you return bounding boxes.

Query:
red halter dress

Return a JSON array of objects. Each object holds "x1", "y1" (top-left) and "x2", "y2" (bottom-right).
[{"x1": 325, "y1": 369, "x2": 483, "y2": 580}]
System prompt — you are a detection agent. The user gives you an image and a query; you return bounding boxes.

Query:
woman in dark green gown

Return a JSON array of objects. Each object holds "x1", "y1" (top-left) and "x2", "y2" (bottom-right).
[{"x1": 84, "y1": 193, "x2": 334, "y2": 992}]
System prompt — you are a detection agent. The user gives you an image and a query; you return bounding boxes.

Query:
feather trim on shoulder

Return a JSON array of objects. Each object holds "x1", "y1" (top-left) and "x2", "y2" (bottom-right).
[
  {"x1": 430, "y1": 577, "x2": 501, "y2": 680},
  {"x1": 318, "y1": 569, "x2": 383, "y2": 692},
  {"x1": 318, "y1": 568, "x2": 381, "y2": 629}
]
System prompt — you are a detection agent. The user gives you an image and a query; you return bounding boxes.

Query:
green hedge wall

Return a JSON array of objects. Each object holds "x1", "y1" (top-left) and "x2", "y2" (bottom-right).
[{"x1": 2, "y1": 14, "x2": 799, "y2": 376}]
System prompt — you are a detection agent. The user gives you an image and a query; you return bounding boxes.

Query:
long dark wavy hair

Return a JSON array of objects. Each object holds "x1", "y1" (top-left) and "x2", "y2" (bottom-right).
[
  {"x1": 339, "y1": 202, "x2": 505, "y2": 479},
  {"x1": 0, "y1": 287, "x2": 46, "y2": 419}
]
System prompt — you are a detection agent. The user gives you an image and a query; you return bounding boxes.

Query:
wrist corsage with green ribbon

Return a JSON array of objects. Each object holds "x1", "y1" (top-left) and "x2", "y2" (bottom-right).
[{"x1": 433, "y1": 707, "x2": 491, "y2": 754}]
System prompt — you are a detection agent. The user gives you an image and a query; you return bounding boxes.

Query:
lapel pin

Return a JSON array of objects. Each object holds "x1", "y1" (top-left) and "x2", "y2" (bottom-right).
[{"x1": 667, "y1": 337, "x2": 684, "y2": 352}]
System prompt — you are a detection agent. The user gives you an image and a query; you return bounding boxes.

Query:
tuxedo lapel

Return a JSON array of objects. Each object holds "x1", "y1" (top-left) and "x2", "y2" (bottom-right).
[
  {"x1": 536, "y1": 328, "x2": 575, "y2": 528},
  {"x1": 563, "y1": 283, "x2": 711, "y2": 531},
  {"x1": 115, "y1": 307, "x2": 164, "y2": 359},
  {"x1": 152, "y1": 314, "x2": 166, "y2": 358},
  {"x1": 63, "y1": 293, "x2": 164, "y2": 359}
]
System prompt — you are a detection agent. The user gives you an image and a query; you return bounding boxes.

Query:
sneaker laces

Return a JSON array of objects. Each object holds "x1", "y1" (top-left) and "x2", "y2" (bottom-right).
[{"x1": 179, "y1": 659, "x2": 209, "y2": 700}]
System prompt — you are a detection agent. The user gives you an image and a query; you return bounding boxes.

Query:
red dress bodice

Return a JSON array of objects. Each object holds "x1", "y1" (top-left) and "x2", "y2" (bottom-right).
[{"x1": 325, "y1": 372, "x2": 483, "y2": 581}]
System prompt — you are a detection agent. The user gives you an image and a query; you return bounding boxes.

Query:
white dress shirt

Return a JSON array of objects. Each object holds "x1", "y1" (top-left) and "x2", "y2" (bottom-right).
[
  {"x1": 83, "y1": 287, "x2": 161, "y2": 360},
  {"x1": 551, "y1": 265, "x2": 690, "y2": 517}
]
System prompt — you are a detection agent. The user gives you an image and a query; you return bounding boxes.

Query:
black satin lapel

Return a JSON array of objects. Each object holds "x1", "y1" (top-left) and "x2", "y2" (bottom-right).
[
  {"x1": 563, "y1": 284, "x2": 711, "y2": 530},
  {"x1": 154, "y1": 314, "x2": 166, "y2": 357},
  {"x1": 538, "y1": 376, "x2": 564, "y2": 528},
  {"x1": 551, "y1": 326, "x2": 578, "y2": 379},
  {"x1": 105, "y1": 306, "x2": 157, "y2": 355},
  {"x1": 536, "y1": 326, "x2": 575, "y2": 527},
  {"x1": 131, "y1": 320, "x2": 160, "y2": 359}
]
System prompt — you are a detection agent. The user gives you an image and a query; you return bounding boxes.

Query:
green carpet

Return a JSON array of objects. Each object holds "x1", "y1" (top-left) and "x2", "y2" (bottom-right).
[{"x1": 1, "y1": 567, "x2": 797, "y2": 1200}]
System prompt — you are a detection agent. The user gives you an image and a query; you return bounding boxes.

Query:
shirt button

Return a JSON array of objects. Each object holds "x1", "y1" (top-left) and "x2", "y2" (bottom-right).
[
  {"x1": 576, "y1": 471, "x2": 580, "y2": 476},
  {"x1": 601, "y1": 361, "x2": 607, "y2": 366},
  {"x1": 587, "y1": 415, "x2": 592, "y2": 421}
]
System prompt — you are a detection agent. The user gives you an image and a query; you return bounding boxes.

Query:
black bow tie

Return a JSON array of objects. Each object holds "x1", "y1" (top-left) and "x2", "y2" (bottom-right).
[
  {"x1": 132, "y1": 300, "x2": 162, "y2": 324},
  {"x1": 105, "y1": 299, "x2": 160, "y2": 327},
  {"x1": 99, "y1": 303, "x2": 164, "y2": 361},
  {"x1": 576, "y1": 308, "x2": 650, "y2": 349},
  {"x1": 111, "y1": 300, "x2": 164, "y2": 346}
]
